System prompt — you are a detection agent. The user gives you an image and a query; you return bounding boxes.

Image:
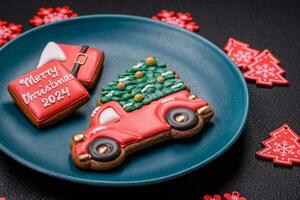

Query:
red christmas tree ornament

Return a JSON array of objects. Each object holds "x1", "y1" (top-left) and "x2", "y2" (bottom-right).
[
  {"x1": 203, "y1": 194, "x2": 222, "y2": 200},
  {"x1": 224, "y1": 191, "x2": 247, "y2": 200},
  {"x1": 0, "y1": 20, "x2": 23, "y2": 47},
  {"x1": 256, "y1": 124, "x2": 300, "y2": 166},
  {"x1": 29, "y1": 6, "x2": 78, "y2": 27},
  {"x1": 224, "y1": 38, "x2": 259, "y2": 70},
  {"x1": 152, "y1": 10, "x2": 200, "y2": 32},
  {"x1": 243, "y1": 49, "x2": 288, "y2": 86}
]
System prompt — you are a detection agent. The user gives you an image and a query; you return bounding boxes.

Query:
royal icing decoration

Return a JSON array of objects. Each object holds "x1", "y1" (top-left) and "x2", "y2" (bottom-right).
[
  {"x1": 224, "y1": 38, "x2": 259, "y2": 70},
  {"x1": 132, "y1": 62, "x2": 143, "y2": 69},
  {"x1": 100, "y1": 57, "x2": 186, "y2": 112},
  {"x1": 256, "y1": 124, "x2": 300, "y2": 166},
  {"x1": 106, "y1": 90, "x2": 115, "y2": 97},
  {"x1": 161, "y1": 97, "x2": 175, "y2": 103},
  {"x1": 37, "y1": 42, "x2": 67, "y2": 67},
  {"x1": 91, "y1": 126, "x2": 107, "y2": 134},
  {"x1": 8, "y1": 60, "x2": 89, "y2": 125},
  {"x1": 19, "y1": 66, "x2": 59, "y2": 87},
  {"x1": 171, "y1": 82, "x2": 183, "y2": 89},
  {"x1": 98, "y1": 107, "x2": 120, "y2": 124},
  {"x1": 119, "y1": 76, "x2": 130, "y2": 82},
  {"x1": 141, "y1": 84, "x2": 154, "y2": 93},
  {"x1": 161, "y1": 71, "x2": 173, "y2": 76},
  {"x1": 91, "y1": 106, "x2": 101, "y2": 117},
  {"x1": 122, "y1": 102, "x2": 133, "y2": 109},
  {"x1": 19, "y1": 66, "x2": 75, "y2": 107}
]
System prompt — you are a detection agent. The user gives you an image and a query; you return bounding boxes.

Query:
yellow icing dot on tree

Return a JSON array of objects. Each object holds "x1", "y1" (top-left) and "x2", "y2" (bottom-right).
[
  {"x1": 135, "y1": 71, "x2": 143, "y2": 78},
  {"x1": 134, "y1": 94, "x2": 143, "y2": 102},
  {"x1": 156, "y1": 76, "x2": 165, "y2": 83},
  {"x1": 145, "y1": 57, "x2": 156, "y2": 65},
  {"x1": 117, "y1": 82, "x2": 126, "y2": 90}
]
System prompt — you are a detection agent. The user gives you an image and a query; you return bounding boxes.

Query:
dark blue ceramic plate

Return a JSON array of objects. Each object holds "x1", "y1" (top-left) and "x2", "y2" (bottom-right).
[{"x1": 0, "y1": 15, "x2": 248, "y2": 186}]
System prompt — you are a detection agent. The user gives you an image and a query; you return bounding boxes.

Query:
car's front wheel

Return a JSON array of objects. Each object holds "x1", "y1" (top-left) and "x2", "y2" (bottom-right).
[
  {"x1": 166, "y1": 108, "x2": 199, "y2": 130},
  {"x1": 166, "y1": 107, "x2": 204, "y2": 139},
  {"x1": 88, "y1": 138, "x2": 121, "y2": 162}
]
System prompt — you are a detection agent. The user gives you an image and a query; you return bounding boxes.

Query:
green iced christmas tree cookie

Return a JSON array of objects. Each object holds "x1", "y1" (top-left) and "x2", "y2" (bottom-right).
[{"x1": 99, "y1": 57, "x2": 187, "y2": 112}]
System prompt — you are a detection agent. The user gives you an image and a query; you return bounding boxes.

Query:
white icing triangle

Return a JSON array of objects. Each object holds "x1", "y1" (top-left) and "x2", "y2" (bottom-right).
[{"x1": 37, "y1": 42, "x2": 67, "y2": 68}]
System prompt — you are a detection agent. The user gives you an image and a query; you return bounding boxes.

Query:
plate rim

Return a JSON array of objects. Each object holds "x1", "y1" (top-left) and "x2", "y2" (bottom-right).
[{"x1": 0, "y1": 14, "x2": 249, "y2": 186}]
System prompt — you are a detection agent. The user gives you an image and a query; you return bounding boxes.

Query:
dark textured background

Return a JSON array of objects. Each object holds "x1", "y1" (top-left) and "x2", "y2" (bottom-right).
[{"x1": 0, "y1": 0, "x2": 299, "y2": 199}]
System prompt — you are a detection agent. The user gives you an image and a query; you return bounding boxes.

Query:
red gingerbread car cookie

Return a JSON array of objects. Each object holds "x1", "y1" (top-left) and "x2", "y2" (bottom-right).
[
  {"x1": 37, "y1": 42, "x2": 105, "y2": 90},
  {"x1": 8, "y1": 61, "x2": 90, "y2": 128},
  {"x1": 70, "y1": 57, "x2": 214, "y2": 170}
]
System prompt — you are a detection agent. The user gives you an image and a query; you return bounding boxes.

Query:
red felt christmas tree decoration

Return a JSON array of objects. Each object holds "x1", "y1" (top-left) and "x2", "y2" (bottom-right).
[
  {"x1": 224, "y1": 38, "x2": 259, "y2": 70},
  {"x1": 256, "y1": 124, "x2": 300, "y2": 166},
  {"x1": 243, "y1": 49, "x2": 288, "y2": 87}
]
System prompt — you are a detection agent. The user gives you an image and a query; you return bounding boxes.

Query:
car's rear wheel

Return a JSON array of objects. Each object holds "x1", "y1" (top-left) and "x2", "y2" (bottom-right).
[{"x1": 88, "y1": 138, "x2": 121, "y2": 162}]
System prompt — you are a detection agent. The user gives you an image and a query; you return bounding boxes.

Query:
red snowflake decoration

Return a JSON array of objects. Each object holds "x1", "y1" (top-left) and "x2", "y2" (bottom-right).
[
  {"x1": 203, "y1": 194, "x2": 222, "y2": 200},
  {"x1": 152, "y1": 10, "x2": 199, "y2": 32},
  {"x1": 0, "y1": 20, "x2": 23, "y2": 47},
  {"x1": 224, "y1": 191, "x2": 247, "y2": 200},
  {"x1": 224, "y1": 38, "x2": 259, "y2": 70},
  {"x1": 185, "y1": 21, "x2": 200, "y2": 32},
  {"x1": 156, "y1": 9, "x2": 175, "y2": 18},
  {"x1": 29, "y1": 6, "x2": 78, "y2": 27},
  {"x1": 177, "y1": 12, "x2": 193, "y2": 22},
  {"x1": 161, "y1": 16, "x2": 186, "y2": 28},
  {"x1": 243, "y1": 49, "x2": 288, "y2": 86},
  {"x1": 256, "y1": 124, "x2": 300, "y2": 166}
]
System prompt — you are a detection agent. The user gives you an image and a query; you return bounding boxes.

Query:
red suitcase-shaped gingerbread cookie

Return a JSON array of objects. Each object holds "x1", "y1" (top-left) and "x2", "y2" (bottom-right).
[{"x1": 8, "y1": 61, "x2": 90, "y2": 128}]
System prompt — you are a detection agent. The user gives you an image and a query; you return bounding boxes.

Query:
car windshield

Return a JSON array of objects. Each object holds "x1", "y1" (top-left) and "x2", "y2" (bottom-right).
[{"x1": 99, "y1": 107, "x2": 120, "y2": 124}]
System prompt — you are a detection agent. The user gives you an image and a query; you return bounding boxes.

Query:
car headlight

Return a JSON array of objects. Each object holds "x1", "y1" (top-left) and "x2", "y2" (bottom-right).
[
  {"x1": 188, "y1": 94, "x2": 197, "y2": 100},
  {"x1": 72, "y1": 133, "x2": 85, "y2": 143}
]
